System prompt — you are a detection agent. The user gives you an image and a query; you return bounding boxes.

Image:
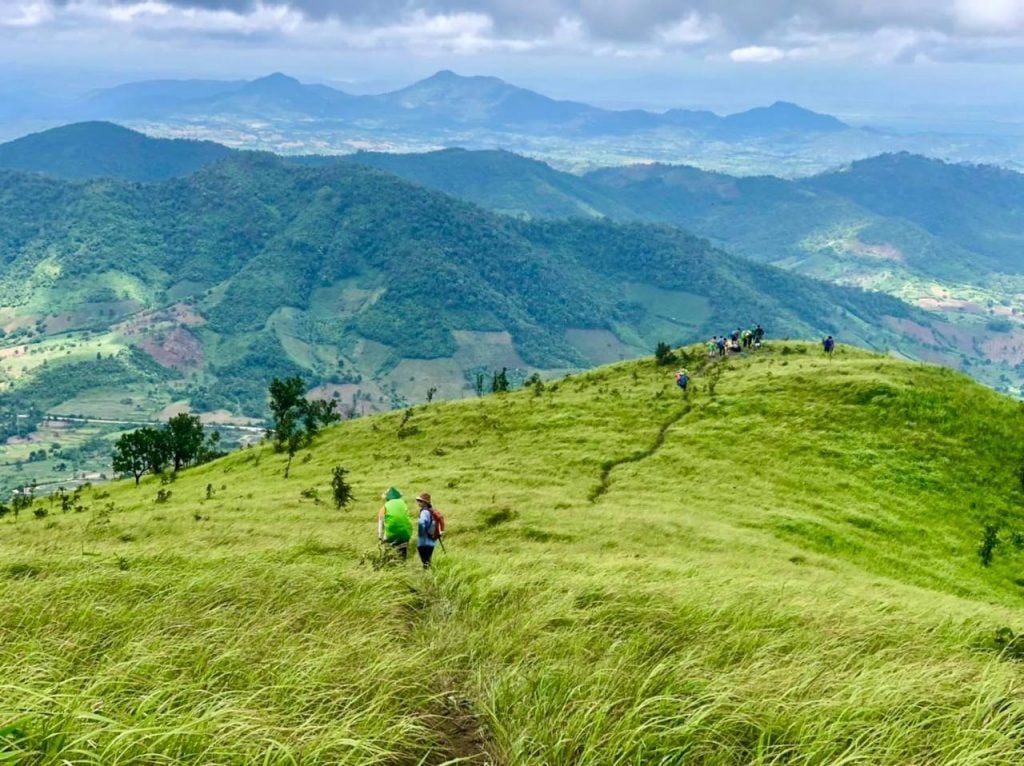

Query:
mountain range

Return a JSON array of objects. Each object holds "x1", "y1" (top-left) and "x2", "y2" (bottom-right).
[{"x1": 73, "y1": 71, "x2": 848, "y2": 141}]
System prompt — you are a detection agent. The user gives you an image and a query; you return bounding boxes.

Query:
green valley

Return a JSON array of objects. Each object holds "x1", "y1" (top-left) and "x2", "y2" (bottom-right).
[
  {"x1": 3, "y1": 345, "x2": 1024, "y2": 763},
  {"x1": 0, "y1": 145, "x2": 947, "y2": 493}
]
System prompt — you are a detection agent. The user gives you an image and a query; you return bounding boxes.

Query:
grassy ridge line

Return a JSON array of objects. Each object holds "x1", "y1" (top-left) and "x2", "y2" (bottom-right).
[{"x1": 3, "y1": 343, "x2": 1024, "y2": 763}]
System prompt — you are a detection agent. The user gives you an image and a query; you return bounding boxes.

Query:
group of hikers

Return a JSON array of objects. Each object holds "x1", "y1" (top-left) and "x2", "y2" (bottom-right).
[
  {"x1": 377, "y1": 487, "x2": 445, "y2": 568},
  {"x1": 672, "y1": 323, "x2": 767, "y2": 393},
  {"x1": 708, "y1": 324, "x2": 766, "y2": 358},
  {"x1": 671, "y1": 325, "x2": 839, "y2": 393}
]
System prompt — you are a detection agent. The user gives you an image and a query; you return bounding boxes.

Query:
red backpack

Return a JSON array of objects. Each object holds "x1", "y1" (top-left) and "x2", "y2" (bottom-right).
[{"x1": 428, "y1": 507, "x2": 446, "y2": 540}]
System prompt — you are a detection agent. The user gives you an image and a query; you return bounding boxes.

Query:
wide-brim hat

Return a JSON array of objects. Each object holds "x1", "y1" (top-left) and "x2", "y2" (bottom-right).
[{"x1": 416, "y1": 493, "x2": 431, "y2": 504}]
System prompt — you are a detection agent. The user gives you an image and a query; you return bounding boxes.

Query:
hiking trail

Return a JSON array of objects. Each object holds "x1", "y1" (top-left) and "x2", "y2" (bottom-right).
[{"x1": 589, "y1": 402, "x2": 694, "y2": 502}]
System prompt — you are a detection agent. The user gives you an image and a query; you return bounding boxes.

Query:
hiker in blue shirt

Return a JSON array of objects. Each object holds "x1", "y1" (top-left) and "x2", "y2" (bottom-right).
[{"x1": 415, "y1": 492, "x2": 439, "y2": 569}]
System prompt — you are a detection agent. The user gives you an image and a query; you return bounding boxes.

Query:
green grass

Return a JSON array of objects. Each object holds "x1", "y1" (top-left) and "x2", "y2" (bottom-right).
[{"x1": 3, "y1": 343, "x2": 1024, "y2": 764}]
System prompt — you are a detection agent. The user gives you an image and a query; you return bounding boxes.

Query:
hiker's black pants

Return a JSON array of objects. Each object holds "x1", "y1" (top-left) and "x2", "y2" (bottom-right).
[{"x1": 418, "y1": 545, "x2": 435, "y2": 568}]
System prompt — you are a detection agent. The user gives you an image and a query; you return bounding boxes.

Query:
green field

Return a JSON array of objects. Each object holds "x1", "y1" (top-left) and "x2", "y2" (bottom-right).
[{"x1": 3, "y1": 343, "x2": 1024, "y2": 763}]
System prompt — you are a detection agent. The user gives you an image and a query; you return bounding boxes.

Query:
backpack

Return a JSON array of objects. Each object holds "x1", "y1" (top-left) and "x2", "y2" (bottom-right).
[{"x1": 427, "y1": 507, "x2": 446, "y2": 540}]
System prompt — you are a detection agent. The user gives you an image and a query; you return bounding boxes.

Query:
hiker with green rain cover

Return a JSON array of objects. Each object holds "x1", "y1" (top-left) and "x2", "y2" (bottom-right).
[{"x1": 378, "y1": 487, "x2": 412, "y2": 561}]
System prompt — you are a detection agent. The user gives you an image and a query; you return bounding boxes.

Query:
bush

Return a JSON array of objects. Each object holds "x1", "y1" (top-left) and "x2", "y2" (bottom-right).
[
  {"x1": 331, "y1": 466, "x2": 354, "y2": 509},
  {"x1": 978, "y1": 523, "x2": 1000, "y2": 567},
  {"x1": 654, "y1": 342, "x2": 677, "y2": 366}
]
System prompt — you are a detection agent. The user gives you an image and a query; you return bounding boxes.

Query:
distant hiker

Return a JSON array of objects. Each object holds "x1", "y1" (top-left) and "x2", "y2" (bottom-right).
[
  {"x1": 707, "y1": 337, "x2": 718, "y2": 357},
  {"x1": 675, "y1": 368, "x2": 689, "y2": 393},
  {"x1": 378, "y1": 487, "x2": 412, "y2": 561},
  {"x1": 742, "y1": 329, "x2": 753, "y2": 349},
  {"x1": 415, "y1": 493, "x2": 444, "y2": 569},
  {"x1": 716, "y1": 336, "x2": 726, "y2": 357},
  {"x1": 731, "y1": 329, "x2": 741, "y2": 344},
  {"x1": 754, "y1": 324, "x2": 765, "y2": 344},
  {"x1": 823, "y1": 336, "x2": 836, "y2": 357}
]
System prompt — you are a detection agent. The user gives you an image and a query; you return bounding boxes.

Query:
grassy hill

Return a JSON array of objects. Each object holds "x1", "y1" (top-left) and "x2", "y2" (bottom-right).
[{"x1": 3, "y1": 344, "x2": 1024, "y2": 763}]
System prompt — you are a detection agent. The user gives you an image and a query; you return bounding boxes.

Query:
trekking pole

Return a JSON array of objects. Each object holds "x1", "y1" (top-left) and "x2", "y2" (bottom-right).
[{"x1": 438, "y1": 536, "x2": 447, "y2": 555}]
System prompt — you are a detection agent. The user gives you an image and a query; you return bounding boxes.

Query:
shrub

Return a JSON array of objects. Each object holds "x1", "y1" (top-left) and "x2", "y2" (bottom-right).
[
  {"x1": 978, "y1": 523, "x2": 1000, "y2": 567},
  {"x1": 654, "y1": 342, "x2": 677, "y2": 366},
  {"x1": 331, "y1": 466, "x2": 355, "y2": 509}
]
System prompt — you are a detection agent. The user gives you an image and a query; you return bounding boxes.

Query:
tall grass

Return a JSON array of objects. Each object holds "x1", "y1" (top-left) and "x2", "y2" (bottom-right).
[{"x1": 2, "y1": 344, "x2": 1024, "y2": 763}]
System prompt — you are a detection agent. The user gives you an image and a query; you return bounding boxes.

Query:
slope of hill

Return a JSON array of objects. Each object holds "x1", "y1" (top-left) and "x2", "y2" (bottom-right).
[
  {"x1": 77, "y1": 78, "x2": 247, "y2": 119},
  {"x1": 333, "y1": 146, "x2": 1024, "y2": 395},
  {"x1": 341, "y1": 148, "x2": 633, "y2": 219},
  {"x1": 804, "y1": 153, "x2": 1024, "y2": 271},
  {"x1": 180, "y1": 73, "x2": 360, "y2": 119},
  {"x1": 3, "y1": 346, "x2": 1024, "y2": 763},
  {"x1": 0, "y1": 151, "x2": 953, "y2": 491},
  {"x1": 0, "y1": 122, "x2": 234, "y2": 181}
]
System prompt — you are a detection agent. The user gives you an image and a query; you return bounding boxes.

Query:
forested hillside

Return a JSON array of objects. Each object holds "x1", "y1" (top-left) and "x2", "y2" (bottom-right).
[
  {"x1": 0, "y1": 122, "x2": 232, "y2": 181},
  {"x1": 0, "y1": 151, "x2": 943, "y2": 439},
  {"x1": 336, "y1": 148, "x2": 1024, "y2": 396}
]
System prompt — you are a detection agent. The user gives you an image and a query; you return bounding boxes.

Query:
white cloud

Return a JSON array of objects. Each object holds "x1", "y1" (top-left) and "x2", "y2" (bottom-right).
[
  {"x1": 730, "y1": 45, "x2": 786, "y2": 63},
  {"x1": 0, "y1": 1, "x2": 52, "y2": 27},
  {"x1": 656, "y1": 12, "x2": 720, "y2": 46},
  {"x1": 952, "y1": 0, "x2": 1024, "y2": 32},
  {"x1": 3, "y1": 0, "x2": 1024, "y2": 66}
]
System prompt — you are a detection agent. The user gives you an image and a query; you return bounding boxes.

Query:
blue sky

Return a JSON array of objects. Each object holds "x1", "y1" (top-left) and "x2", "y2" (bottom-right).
[{"x1": 1, "y1": 0, "x2": 1023, "y2": 116}]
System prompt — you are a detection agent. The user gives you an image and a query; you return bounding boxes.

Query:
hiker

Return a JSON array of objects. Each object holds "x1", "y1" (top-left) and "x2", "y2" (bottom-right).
[
  {"x1": 707, "y1": 336, "x2": 718, "y2": 358},
  {"x1": 675, "y1": 368, "x2": 689, "y2": 393},
  {"x1": 823, "y1": 336, "x2": 836, "y2": 357},
  {"x1": 378, "y1": 487, "x2": 412, "y2": 560},
  {"x1": 754, "y1": 324, "x2": 765, "y2": 344},
  {"x1": 742, "y1": 329, "x2": 753, "y2": 349},
  {"x1": 716, "y1": 336, "x2": 726, "y2": 357},
  {"x1": 415, "y1": 492, "x2": 443, "y2": 569}
]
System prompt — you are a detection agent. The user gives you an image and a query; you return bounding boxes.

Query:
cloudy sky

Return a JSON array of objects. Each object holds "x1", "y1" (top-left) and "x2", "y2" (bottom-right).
[{"x1": 1, "y1": 0, "x2": 1023, "y2": 114}]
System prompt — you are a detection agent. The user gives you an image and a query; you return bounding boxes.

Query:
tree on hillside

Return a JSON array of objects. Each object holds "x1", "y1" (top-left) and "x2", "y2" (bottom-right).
[
  {"x1": 268, "y1": 376, "x2": 340, "y2": 478},
  {"x1": 655, "y1": 342, "x2": 677, "y2": 366},
  {"x1": 111, "y1": 416, "x2": 221, "y2": 484},
  {"x1": 112, "y1": 430, "x2": 152, "y2": 486},
  {"x1": 142, "y1": 427, "x2": 172, "y2": 474},
  {"x1": 491, "y1": 368, "x2": 510, "y2": 393},
  {"x1": 166, "y1": 413, "x2": 206, "y2": 472}
]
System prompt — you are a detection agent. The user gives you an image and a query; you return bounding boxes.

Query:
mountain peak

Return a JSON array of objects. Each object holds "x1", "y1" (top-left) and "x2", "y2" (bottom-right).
[
  {"x1": 723, "y1": 100, "x2": 847, "y2": 133},
  {"x1": 245, "y1": 72, "x2": 305, "y2": 93},
  {"x1": 412, "y1": 69, "x2": 508, "y2": 88},
  {"x1": 253, "y1": 72, "x2": 301, "y2": 85}
]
